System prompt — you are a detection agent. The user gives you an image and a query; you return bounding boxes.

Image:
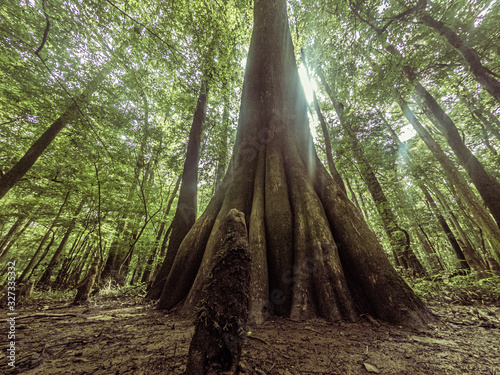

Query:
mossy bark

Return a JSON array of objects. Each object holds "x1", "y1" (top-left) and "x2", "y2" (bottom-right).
[{"x1": 183, "y1": 209, "x2": 250, "y2": 375}]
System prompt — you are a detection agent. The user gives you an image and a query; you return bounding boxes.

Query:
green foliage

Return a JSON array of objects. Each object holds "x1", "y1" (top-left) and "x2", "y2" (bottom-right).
[{"x1": 409, "y1": 273, "x2": 500, "y2": 305}]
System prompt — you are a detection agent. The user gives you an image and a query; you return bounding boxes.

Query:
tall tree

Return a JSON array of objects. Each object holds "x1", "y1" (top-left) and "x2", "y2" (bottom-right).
[
  {"x1": 146, "y1": 78, "x2": 209, "y2": 299},
  {"x1": 417, "y1": 4, "x2": 500, "y2": 104},
  {"x1": 151, "y1": 0, "x2": 431, "y2": 327},
  {"x1": 317, "y1": 69, "x2": 425, "y2": 274},
  {"x1": 396, "y1": 93, "x2": 500, "y2": 262},
  {"x1": 0, "y1": 37, "x2": 133, "y2": 200}
]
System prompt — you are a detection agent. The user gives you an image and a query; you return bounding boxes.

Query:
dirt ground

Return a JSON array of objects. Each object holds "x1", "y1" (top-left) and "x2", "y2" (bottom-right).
[{"x1": 1, "y1": 297, "x2": 500, "y2": 375}]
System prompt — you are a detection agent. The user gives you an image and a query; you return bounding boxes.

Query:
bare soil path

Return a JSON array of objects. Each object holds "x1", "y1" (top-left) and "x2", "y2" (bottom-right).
[{"x1": 2, "y1": 299, "x2": 499, "y2": 374}]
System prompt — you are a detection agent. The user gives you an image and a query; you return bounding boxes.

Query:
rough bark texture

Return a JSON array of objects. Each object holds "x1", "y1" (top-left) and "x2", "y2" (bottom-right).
[
  {"x1": 153, "y1": 0, "x2": 431, "y2": 328},
  {"x1": 183, "y1": 209, "x2": 250, "y2": 375},
  {"x1": 146, "y1": 81, "x2": 209, "y2": 300}
]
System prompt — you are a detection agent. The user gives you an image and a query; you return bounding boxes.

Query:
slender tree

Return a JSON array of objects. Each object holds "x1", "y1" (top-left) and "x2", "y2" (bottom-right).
[
  {"x1": 317, "y1": 69, "x2": 424, "y2": 274},
  {"x1": 146, "y1": 79, "x2": 210, "y2": 299}
]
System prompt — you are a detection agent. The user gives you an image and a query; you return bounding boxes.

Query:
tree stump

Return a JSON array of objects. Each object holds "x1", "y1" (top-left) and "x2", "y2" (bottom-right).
[
  {"x1": 184, "y1": 208, "x2": 251, "y2": 375},
  {"x1": 72, "y1": 262, "x2": 99, "y2": 305}
]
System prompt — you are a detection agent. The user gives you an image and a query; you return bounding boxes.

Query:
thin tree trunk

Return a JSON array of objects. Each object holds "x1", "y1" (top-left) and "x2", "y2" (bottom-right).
[
  {"x1": 0, "y1": 40, "x2": 131, "y2": 200},
  {"x1": 0, "y1": 215, "x2": 25, "y2": 253},
  {"x1": 0, "y1": 219, "x2": 32, "y2": 261},
  {"x1": 430, "y1": 183, "x2": 488, "y2": 272},
  {"x1": 419, "y1": 183, "x2": 469, "y2": 270},
  {"x1": 420, "y1": 12, "x2": 500, "y2": 103},
  {"x1": 302, "y1": 58, "x2": 346, "y2": 193},
  {"x1": 344, "y1": 176, "x2": 363, "y2": 214},
  {"x1": 387, "y1": 43, "x2": 500, "y2": 231},
  {"x1": 318, "y1": 70, "x2": 424, "y2": 274},
  {"x1": 415, "y1": 226, "x2": 444, "y2": 272},
  {"x1": 141, "y1": 175, "x2": 181, "y2": 284},
  {"x1": 27, "y1": 230, "x2": 56, "y2": 282},
  {"x1": 38, "y1": 199, "x2": 85, "y2": 285},
  {"x1": 395, "y1": 92, "x2": 500, "y2": 261},
  {"x1": 18, "y1": 191, "x2": 70, "y2": 284},
  {"x1": 215, "y1": 87, "x2": 230, "y2": 192},
  {"x1": 414, "y1": 82, "x2": 500, "y2": 229},
  {"x1": 380, "y1": 113, "x2": 474, "y2": 271}
]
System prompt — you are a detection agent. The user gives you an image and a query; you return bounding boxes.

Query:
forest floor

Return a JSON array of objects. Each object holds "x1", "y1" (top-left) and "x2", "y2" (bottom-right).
[{"x1": 1, "y1": 291, "x2": 500, "y2": 375}]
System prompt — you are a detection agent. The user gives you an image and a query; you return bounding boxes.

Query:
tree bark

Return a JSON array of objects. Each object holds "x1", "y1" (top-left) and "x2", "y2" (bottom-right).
[
  {"x1": 151, "y1": 0, "x2": 431, "y2": 328},
  {"x1": 183, "y1": 209, "x2": 250, "y2": 375},
  {"x1": 72, "y1": 261, "x2": 99, "y2": 305}
]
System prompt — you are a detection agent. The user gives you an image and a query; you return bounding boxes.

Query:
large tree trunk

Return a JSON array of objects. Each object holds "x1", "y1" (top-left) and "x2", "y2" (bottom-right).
[
  {"x1": 146, "y1": 80, "x2": 209, "y2": 300},
  {"x1": 183, "y1": 209, "x2": 250, "y2": 374},
  {"x1": 151, "y1": 0, "x2": 431, "y2": 328}
]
